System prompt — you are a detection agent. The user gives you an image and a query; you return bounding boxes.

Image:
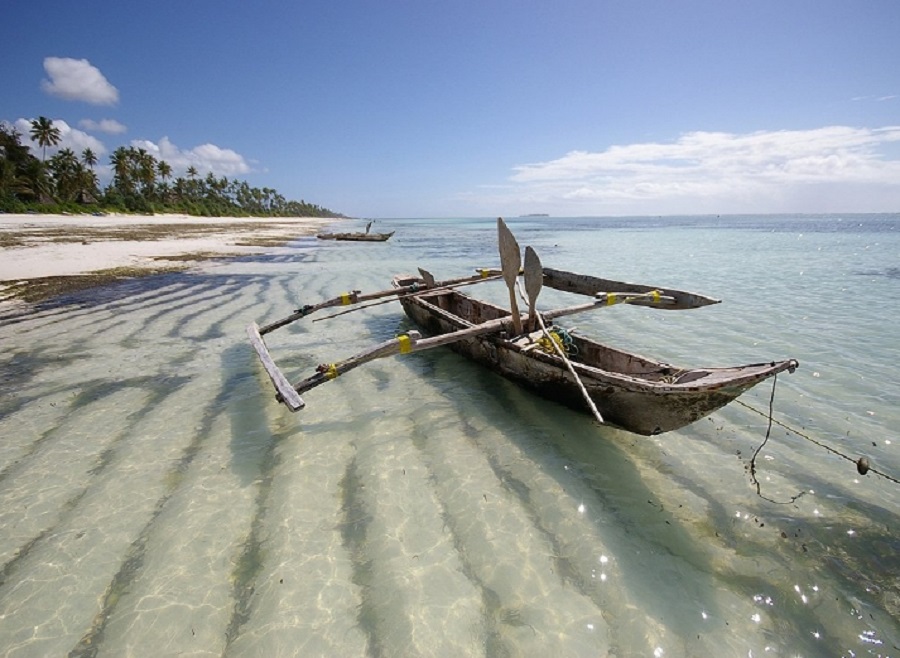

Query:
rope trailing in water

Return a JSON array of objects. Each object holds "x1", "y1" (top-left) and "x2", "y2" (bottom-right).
[
  {"x1": 741, "y1": 377, "x2": 899, "y2": 488},
  {"x1": 747, "y1": 375, "x2": 805, "y2": 504}
]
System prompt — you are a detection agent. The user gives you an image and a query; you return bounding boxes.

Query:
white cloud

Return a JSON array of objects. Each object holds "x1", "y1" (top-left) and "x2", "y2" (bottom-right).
[
  {"x1": 79, "y1": 118, "x2": 127, "y2": 134},
  {"x1": 131, "y1": 136, "x2": 251, "y2": 177},
  {"x1": 15, "y1": 118, "x2": 107, "y2": 158},
  {"x1": 479, "y1": 126, "x2": 900, "y2": 214},
  {"x1": 41, "y1": 57, "x2": 119, "y2": 105}
]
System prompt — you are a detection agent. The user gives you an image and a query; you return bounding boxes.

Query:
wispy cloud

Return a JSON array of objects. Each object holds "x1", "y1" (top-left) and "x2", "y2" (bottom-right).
[
  {"x1": 79, "y1": 118, "x2": 127, "y2": 134},
  {"x1": 131, "y1": 137, "x2": 251, "y2": 177},
  {"x1": 851, "y1": 94, "x2": 897, "y2": 102},
  {"x1": 477, "y1": 126, "x2": 900, "y2": 214},
  {"x1": 41, "y1": 57, "x2": 119, "y2": 105}
]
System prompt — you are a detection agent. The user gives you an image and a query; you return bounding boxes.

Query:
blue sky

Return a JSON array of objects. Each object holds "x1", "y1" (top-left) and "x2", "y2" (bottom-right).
[{"x1": 3, "y1": 1, "x2": 898, "y2": 217}]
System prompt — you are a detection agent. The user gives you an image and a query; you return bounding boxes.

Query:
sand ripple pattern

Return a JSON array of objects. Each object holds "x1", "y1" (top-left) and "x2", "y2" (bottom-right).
[{"x1": 0, "y1": 232, "x2": 897, "y2": 657}]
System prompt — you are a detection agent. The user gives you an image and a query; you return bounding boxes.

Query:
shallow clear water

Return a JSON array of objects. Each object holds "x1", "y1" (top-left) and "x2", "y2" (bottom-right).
[{"x1": 0, "y1": 215, "x2": 897, "y2": 657}]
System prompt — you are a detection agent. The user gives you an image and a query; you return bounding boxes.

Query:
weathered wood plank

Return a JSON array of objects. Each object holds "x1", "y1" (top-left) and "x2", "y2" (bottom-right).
[{"x1": 246, "y1": 322, "x2": 305, "y2": 411}]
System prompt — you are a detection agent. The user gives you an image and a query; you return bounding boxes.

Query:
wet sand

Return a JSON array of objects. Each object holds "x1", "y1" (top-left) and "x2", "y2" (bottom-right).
[{"x1": 0, "y1": 213, "x2": 334, "y2": 304}]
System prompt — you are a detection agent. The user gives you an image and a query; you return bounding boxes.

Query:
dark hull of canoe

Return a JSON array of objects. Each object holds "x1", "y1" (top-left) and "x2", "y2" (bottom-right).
[
  {"x1": 394, "y1": 279, "x2": 797, "y2": 435},
  {"x1": 317, "y1": 231, "x2": 394, "y2": 242}
]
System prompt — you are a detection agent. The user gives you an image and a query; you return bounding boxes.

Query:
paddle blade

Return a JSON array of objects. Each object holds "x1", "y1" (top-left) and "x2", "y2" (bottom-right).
[
  {"x1": 523, "y1": 246, "x2": 543, "y2": 303},
  {"x1": 497, "y1": 218, "x2": 523, "y2": 334},
  {"x1": 497, "y1": 217, "x2": 521, "y2": 284},
  {"x1": 417, "y1": 267, "x2": 436, "y2": 287},
  {"x1": 523, "y1": 246, "x2": 543, "y2": 332}
]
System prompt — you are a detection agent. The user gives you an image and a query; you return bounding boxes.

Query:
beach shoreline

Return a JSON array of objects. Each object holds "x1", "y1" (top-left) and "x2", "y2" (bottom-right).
[{"x1": 0, "y1": 213, "x2": 336, "y2": 304}]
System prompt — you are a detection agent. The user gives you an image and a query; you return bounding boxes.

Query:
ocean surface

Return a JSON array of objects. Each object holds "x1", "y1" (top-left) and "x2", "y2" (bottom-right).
[{"x1": 0, "y1": 214, "x2": 897, "y2": 657}]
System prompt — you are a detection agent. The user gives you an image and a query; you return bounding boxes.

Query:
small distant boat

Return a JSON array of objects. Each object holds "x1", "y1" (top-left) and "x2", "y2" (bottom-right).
[
  {"x1": 316, "y1": 231, "x2": 394, "y2": 242},
  {"x1": 248, "y1": 219, "x2": 798, "y2": 435},
  {"x1": 317, "y1": 220, "x2": 394, "y2": 242}
]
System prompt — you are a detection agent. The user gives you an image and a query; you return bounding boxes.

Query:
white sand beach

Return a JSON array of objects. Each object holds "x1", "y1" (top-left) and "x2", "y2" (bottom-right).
[{"x1": 0, "y1": 213, "x2": 333, "y2": 281}]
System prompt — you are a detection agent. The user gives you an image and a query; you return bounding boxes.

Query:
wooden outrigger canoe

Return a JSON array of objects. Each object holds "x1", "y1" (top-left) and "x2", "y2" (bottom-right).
[
  {"x1": 247, "y1": 218, "x2": 798, "y2": 435},
  {"x1": 317, "y1": 220, "x2": 394, "y2": 242},
  {"x1": 316, "y1": 230, "x2": 395, "y2": 242},
  {"x1": 391, "y1": 274, "x2": 797, "y2": 435}
]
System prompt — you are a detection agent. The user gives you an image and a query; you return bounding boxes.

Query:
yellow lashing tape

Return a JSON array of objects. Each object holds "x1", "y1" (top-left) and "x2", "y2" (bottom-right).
[
  {"x1": 325, "y1": 364, "x2": 339, "y2": 379},
  {"x1": 606, "y1": 292, "x2": 617, "y2": 306},
  {"x1": 480, "y1": 269, "x2": 490, "y2": 278},
  {"x1": 340, "y1": 292, "x2": 352, "y2": 305},
  {"x1": 397, "y1": 334, "x2": 412, "y2": 354},
  {"x1": 651, "y1": 290, "x2": 661, "y2": 303}
]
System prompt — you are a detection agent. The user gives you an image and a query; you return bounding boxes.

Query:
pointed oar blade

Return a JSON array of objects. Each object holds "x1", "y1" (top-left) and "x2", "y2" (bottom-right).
[
  {"x1": 497, "y1": 217, "x2": 524, "y2": 334},
  {"x1": 497, "y1": 217, "x2": 521, "y2": 280},
  {"x1": 523, "y1": 246, "x2": 543, "y2": 331},
  {"x1": 417, "y1": 267, "x2": 436, "y2": 287}
]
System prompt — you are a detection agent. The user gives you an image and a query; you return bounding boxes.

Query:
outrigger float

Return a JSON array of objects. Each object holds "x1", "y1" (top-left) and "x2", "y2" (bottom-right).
[{"x1": 248, "y1": 219, "x2": 798, "y2": 435}]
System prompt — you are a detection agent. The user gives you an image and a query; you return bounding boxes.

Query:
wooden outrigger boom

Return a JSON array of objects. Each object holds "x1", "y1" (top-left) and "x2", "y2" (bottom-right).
[{"x1": 248, "y1": 289, "x2": 669, "y2": 411}]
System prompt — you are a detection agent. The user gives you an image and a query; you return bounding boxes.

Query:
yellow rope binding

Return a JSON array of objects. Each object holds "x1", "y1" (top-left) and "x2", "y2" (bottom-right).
[
  {"x1": 397, "y1": 334, "x2": 412, "y2": 354},
  {"x1": 340, "y1": 292, "x2": 352, "y2": 305},
  {"x1": 480, "y1": 268, "x2": 490, "y2": 278},
  {"x1": 606, "y1": 292, "x2": 617, "y2": 306},
  {"x1": 325, "y1": 364, "x2": 339, "y2": 379}
]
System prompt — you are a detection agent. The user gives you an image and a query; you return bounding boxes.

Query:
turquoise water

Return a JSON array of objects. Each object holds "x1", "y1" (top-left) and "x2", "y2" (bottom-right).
[{"x1": 0, "y1": 215, "x2": 897, "y2": 656}]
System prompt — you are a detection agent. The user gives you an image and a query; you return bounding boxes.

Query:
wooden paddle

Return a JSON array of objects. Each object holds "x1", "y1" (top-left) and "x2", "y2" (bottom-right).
[
  {"x1": 497, "y1": 217, "x2": 524, "y2": 335},
  {"x1": 285, "y1": 289, "x2": 669, "y2": 402},
  {"x1": 520, "y1": 246, "x2": 603, "y2": 423},
  {"x1": 523, "y1": 246, "x2": 542, "y2": 332}
]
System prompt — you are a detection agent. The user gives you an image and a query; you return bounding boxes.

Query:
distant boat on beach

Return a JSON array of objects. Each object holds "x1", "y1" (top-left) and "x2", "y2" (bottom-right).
[
  {"x1": 316, "y1": 230, "x2": 394, "y2": 242},
  {"x1": 316, "y1": 220, "x2": 395, "y2": 242}
]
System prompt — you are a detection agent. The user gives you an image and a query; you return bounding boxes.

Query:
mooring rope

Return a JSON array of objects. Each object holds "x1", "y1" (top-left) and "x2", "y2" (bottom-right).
[{"x1": 740, "y1": 377, "x2": 900, "y2": 489}]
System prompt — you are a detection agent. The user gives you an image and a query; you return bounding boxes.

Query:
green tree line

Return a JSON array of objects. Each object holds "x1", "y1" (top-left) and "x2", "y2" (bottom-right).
[{"x1": 1, "y1": 117, "x2": 345, "y2": 218}]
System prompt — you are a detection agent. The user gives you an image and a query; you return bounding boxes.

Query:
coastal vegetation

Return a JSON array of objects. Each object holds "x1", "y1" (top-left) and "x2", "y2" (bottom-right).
[{"x1": 0, "y1": 118, "x2": 345, "y2": 218}]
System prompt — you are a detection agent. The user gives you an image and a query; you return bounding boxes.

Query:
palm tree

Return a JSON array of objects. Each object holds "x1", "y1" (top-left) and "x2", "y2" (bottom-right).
[
  {"x1": 156, "y1": 160, "x2": 172, "y2": 203},
  {"x1": 29, "y1": 116, "x2": 61, "y2": 161},
  {"x1": 135, "y1": 148, "x2": 157, "y2": 196},
  {"x1": 82, "y1": 148, "x2": 98, "y2": 170},
  {"x1": 109, "y1": 146, "x2": 135, "y2": 195},
  {"x1": 48, "y1": 148, "x2": 82, "y2": 202},
  {"x1": 157, "y1": 160, "x2": 172, "y2": 183}
]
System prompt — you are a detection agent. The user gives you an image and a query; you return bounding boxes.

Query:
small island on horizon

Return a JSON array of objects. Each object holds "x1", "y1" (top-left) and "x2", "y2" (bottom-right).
[{"x1": 520, "y1": 213, "x2": 550, "y2": 217}]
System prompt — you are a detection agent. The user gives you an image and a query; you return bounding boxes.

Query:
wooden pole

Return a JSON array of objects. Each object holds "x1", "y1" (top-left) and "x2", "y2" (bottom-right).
[
  {"x1": 520, "y1": 247, "x2": 605, "y2": 424},
  {"x1": 258, "y1": 270, "x2": 503, "y2": 334}
]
